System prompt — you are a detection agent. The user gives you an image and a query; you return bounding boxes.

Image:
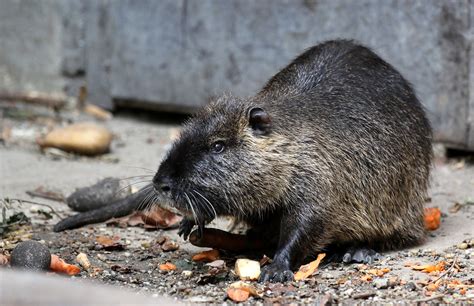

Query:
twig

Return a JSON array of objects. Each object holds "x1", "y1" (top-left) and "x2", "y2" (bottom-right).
[
  {"x1": 0, "y1": 90, "x2": 66, "y2": 109},
  {"x1": 413, "y1": 294, "x2": 445, "y2": 303},
  {"x1": 6, "y1": 198, "x2": 64, "y2": 220},
  {"x1": 430, "y1": 256, "x2": 458, "y2": 284}
]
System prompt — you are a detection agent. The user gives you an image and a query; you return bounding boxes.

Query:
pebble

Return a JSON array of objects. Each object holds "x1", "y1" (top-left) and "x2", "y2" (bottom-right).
[
  {"x1": 182, "y1": 270, "x2": 193, "y2": 277},
  {"x1": 457, "y1": 243, "x2": 468, "y2": 250},
  {"x1": 404, "y1": 282, "x2": 417, "y2": 291},
  {"x1": 374, "y1": 278, "x2": 389, "y2": 289},
  {"x1": 10, "y1": 241, "x2": 51, "y2": 271}
]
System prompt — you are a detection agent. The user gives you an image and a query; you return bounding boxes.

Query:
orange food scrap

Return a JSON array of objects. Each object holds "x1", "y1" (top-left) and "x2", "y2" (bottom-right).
[
  {"x1": 426, "y1": 283, "x2": 439, "y2": 291},
  {"x1": 411, "y1": 261, "x2": 445, "y2": 273},
  {"x1": 424, "y1": 207, "x2": 441, "y2": 231},
  {"x1": 50, "y1": 254, "x2": 81, "y2": 276},
  {"x1": 367, "y1": 268, "x2": 390, "y2": 276},
  {"x1": 294, "y1": 253, "x2": 326, "y2": 281},
  {"x1": 227, "y1": 288, "x2": 250, "y2": 302},
  {"x1": 159, "y1": 262, "x2": 177, "y2": 271},
  {"x1": 227, "y1": 281, "x2": 260, "y2": 302},
  {"x1": 360, "y1": 274, "x2": 373, "y2": 282},
  {"x1": 192, "y1": 249, "x2": 220, "y2": 262}
]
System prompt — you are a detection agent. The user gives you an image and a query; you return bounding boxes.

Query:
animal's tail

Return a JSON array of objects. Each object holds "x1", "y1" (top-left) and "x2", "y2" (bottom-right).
[{"x1": 53, "y1": 185, "x2": 151, "y2": 232}]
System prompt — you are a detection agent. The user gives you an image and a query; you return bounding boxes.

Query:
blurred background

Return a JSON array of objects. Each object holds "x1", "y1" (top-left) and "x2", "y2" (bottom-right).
[
  {"x1": 0, "y1": 0, "x2": 473, "y2": 150},
  {"x1": 1, "y1": 1, "x2": 473, "y2": 304}
]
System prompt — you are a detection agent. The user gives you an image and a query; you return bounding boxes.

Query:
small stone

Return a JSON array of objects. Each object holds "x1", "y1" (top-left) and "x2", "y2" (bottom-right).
[
  {"x1": 445, "y1": 253, "x2": 455, "y2": 259},
  {"x1": 182, "y1": 270, "x2": 193, "y2": 277},
  {"x1": 234, "y1": 258, "x2": 261, "y2": 281},
  {"x1": 76, "y1": 252, "x2": 91, "y2": 270},
  {"x1": 457, "y1": 243, "x2": 468, "y2": 250},
  {"x1": 10, "y1": 240, "x2": 51, "y2": 271},
  {"x1": 206, "y1": 259, "x2": 225, "y2": 268},
  {"x1": 161, "y1": 240, "x2": 179, "y2": 252},
  {"x1": 374, "y1": 278, "x2": 389, "y2": 289},
  {"x1": 405, "y1": 282, "x2": 417, "y2": 291}
]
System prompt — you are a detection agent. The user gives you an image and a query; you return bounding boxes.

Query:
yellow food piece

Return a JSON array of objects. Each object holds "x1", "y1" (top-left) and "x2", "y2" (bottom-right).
[
  {"x1": 38, "y1": 122, "x2": 112, "y2": 155},
  {"x1": 234, "y1": 259, "x2": 261, "y2": 281}
]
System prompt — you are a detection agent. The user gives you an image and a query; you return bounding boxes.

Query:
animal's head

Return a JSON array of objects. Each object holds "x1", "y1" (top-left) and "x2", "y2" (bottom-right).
[{"x1": 152, "y1": 95, "x2": 291, "y2": 222}]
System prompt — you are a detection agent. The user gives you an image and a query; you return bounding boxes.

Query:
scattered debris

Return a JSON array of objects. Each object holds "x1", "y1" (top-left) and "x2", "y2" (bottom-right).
[
  {"x1": 294, "y1": 253, "x2": 326, "y2": 281},
  {"x1": 38, "y1": 122, "x2": 112, "y2": 155},
  {"x1": 234, "y1": 258, "x2": 261, "y2": 281}
]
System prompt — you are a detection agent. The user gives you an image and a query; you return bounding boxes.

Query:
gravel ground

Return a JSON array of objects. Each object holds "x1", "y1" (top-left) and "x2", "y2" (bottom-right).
[{"x1": 1, "y1": 106, "x2": 473, "y2": 304}]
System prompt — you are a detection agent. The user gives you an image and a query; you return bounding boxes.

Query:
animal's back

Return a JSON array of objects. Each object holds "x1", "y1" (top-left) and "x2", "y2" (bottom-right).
[{"x1": 256, "y1": 40, "x2": 432, "y2": 251}]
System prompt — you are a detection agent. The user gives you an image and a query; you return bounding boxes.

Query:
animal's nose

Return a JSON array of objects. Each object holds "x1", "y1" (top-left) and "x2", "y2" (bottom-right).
[{"x1": 153, "y1": 175, "x2": 172, "y2": 192}]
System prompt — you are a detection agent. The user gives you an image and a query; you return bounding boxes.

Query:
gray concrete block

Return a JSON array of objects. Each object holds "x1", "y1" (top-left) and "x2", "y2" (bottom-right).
[
  {"x1": 0, "y1": 0, "x2": 65, "y2": 93},
  {"x1": 100, "y1": 0, "x2": 472, "y2": 148}
]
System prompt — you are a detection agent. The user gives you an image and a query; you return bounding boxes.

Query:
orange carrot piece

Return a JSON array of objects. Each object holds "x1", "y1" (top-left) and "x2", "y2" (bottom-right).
[{"x1": 50, "y1": 254, "x2": 81, "y2": 275}]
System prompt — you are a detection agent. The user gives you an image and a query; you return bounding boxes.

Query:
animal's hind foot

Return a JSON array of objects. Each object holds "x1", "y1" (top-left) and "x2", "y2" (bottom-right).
[
  {"x1": 325, "y1": 247, "x2": 382, "y2": 264},
  {"x1": 341, "y1": 247, "x2": 381, "y2": 264}
]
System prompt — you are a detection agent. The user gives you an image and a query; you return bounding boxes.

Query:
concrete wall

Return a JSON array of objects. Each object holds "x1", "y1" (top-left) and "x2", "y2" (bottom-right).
[{"x1": 0, "y1": 0, "x2": 473, "y2": 150}]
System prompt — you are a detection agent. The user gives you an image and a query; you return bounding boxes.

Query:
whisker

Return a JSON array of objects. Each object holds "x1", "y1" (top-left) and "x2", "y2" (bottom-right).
[
  {"x1": 193, "y1": 190, "x2": 217, "y2": 220},
  {"x1": 123, "y1": 165, "x2": 156, "y2": 173},
  {"x1": 184, "y1": 192, "x2": 199, "y2": 229}
]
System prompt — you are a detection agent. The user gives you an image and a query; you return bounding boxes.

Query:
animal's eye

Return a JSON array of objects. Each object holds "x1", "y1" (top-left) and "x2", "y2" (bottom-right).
[{"x1": 210, "y1": 141, "x2": 225, "y2": 154}]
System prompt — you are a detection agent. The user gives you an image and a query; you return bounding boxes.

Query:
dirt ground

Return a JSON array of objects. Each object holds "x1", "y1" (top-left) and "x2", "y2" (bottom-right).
[{"x1": 1, "y1": 106, "x2": 473, "y2": 304}]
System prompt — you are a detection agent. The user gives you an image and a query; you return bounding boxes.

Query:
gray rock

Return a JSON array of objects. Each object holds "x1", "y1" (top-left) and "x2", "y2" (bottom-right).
[
  {"x1": 374, "y1": 278, "x2": 389, "y2": 289},
  {"x1": 10, "y1": 241, "x2": 51, "y2": 271}
]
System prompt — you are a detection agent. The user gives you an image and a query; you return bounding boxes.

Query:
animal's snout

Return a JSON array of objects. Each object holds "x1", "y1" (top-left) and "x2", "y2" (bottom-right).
[{"x1": 153, "y1": 175, "x2": 172, "y2": 193}]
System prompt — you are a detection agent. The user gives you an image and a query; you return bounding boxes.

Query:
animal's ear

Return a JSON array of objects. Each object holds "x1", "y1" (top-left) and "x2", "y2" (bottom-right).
[{"x1": 248, "y1": 107, "x2": 271, "y2": 135}]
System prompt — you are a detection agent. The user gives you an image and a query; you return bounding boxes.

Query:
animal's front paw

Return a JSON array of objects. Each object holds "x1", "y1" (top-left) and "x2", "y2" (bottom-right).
[
  {"x1": 178, "y1": 219, "x2": 195, "y2": 240},
  {"x1": 259, "y1": 263, "x2": 294, "y2": 283}
]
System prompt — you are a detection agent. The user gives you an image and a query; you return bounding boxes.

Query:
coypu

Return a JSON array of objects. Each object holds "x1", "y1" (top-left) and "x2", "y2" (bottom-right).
[{"x1": 152, "y1": 40, "x2": 432, "y2": 282}]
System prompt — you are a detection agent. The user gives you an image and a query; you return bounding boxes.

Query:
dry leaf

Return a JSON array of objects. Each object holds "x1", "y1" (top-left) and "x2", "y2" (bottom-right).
[
  {"x1": 424, "y1": 207, "x2": 441, "y2": 231},
  {"x1": 50, "y1": 255, "x2": 81, "y2": 275},
  {"x1": 96, "y1": 235, "x2": 124, "y2": 250},
  {"x1": 141, "y1": 207, "x2": 182, "y2": 228},
  {"x1": 192, "y1": 249, "x2": 220, "y2": 262},
  {"x1": 294, "y1": 253, "x2": 326, "y2": 281},
  {"x1": 159, "y1": 262, "x2": 177, "y2": 271}
]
